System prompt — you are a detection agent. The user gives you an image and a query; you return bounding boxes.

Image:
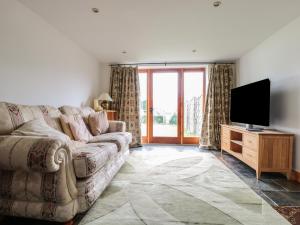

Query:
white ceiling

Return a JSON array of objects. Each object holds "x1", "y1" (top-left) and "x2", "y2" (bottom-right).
[{"x1": 19, "y1": 0, "x2": 300, "y2": 64}]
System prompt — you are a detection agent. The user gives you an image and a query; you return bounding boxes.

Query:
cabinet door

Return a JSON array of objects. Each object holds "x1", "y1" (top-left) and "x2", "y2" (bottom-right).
[{"x1": 260, "y1": 136, "x2": 292, "y2": 170}]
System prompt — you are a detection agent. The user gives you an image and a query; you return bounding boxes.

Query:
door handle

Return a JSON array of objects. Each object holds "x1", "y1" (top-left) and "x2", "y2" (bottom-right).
[{"x1": 150, "y1": 107, "x2": 153, "y2": 113}]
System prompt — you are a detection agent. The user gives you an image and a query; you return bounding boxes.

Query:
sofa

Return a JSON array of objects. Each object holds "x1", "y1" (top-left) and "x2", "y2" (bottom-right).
[{"x1": 0, "y1": 102, "x2": 132, "y2": 222}]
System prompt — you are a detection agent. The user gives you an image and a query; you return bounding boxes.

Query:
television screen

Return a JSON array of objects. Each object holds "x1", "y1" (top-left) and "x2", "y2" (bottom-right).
[{"x1": 230, "y1": 79, "x2": 270, "y2": 126}]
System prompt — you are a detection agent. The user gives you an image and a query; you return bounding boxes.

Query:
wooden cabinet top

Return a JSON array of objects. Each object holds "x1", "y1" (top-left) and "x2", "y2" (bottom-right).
[
  {"x1": 95, "y1": 109, "x2": 117, "y2": 113},
  {"x1": 221, "y1": 124, "x2": 294, "y2": 136}
]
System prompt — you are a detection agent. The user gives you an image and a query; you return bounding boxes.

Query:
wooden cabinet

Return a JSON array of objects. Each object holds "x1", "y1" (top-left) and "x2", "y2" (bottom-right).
[
  {"x1": 221, "y1": 124, "x2": 294, "y2": 179},
  {"x1": 95, "y1": 110, "x2": 118, "y2": 120},
  {"x1": 105, "y1": 110, "x2": 117, "y2": 120}
]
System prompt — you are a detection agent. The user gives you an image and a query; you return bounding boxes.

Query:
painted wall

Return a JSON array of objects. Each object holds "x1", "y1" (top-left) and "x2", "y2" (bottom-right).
[
  {"x1": 99, "y1": 64, "x2": 111, "y2": 93},
  {"x1": 237, "y1": 16, "x2": 300, "y2": 171},
  {"x1": 0, "y1": 0, "x2": 102, "y2": 107}
]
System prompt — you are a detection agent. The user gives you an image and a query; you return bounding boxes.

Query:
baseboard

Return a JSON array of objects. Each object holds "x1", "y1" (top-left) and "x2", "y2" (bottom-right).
[{"x1": 291, "y1": 170, "x2": 300, "y2": 183}]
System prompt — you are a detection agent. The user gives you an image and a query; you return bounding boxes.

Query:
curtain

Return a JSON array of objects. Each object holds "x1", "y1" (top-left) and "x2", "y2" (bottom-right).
[
  {"x1": 109, "y1": 66, "x2": 142, "y2": 147},
  {"x1": 200, "y1": 64, "x2": 235, "y2": 148}
]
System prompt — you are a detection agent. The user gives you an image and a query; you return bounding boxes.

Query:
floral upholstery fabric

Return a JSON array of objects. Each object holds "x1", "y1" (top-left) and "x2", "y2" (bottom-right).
[
  {"x1": 0, "y1": 165, "x2": 76, "y2": 203},
  {"x1": 11, "y1": 119, "x2": 70, "y2": 143},
  {"x1": 200, "y1": 64, "x2": 235, "y2": 148},
  {"x1": 0, "y1": 102, "x2": 131, "y2": 222},
  {"x1": 0, "y1": 136, "x2": 78, "y2": 222},
  {"x1": 0, "y1": 199, "x2": 78, "y2": 222},
  {"x1": 59, "y1": 105, "x2": 95, "y2": 124},
  {"x1": 108, "y1": 120, "x2": 126, "y2": 133},
  {"x1": 76, "y1": 149, "x2": 129, "y2": 212},
  {"x1": 109, "y1": 66, "x2": 141, "y2": 147},
  {"x1": 89, "y1": 132, "x2": 132, "y2": 152},
  {"x1": 0, "y1": 136, "x2": 72, "y2": 173},
  {"x1": 88, "y1": 111, "x2": 109, "y2": 135},
  {"x1": 60, "y1": 114, "x2": 76, "y2": 140},
  {"x1": 68, "y1": 115, "x2": 93, "y2": 142},
  {"x1": 0, "y1": 102, "x2": 63, "y2": 135},
  {"x1": 72, "y1": 143, "x2": 118, "y2": 178},
  {"x1": 59, "y1": 105, "x2": 95, "y2": 117}
]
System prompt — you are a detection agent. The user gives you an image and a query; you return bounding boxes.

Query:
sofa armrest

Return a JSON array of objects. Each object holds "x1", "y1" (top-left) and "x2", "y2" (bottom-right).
[
  {"x1": 0, "y1": 136, "x2": 72, "y2": 173},
  {"x1": 108, "y1": 120, "x2": 126, "y2": 132}
]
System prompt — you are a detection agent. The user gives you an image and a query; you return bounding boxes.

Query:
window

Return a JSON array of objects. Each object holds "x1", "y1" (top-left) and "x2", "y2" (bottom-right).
[{"x1": 138, "y1": 68, "x2": 206, "y2": 144}]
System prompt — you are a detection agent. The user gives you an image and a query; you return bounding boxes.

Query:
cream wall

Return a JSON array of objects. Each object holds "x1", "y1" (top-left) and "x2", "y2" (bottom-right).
[
  {"x1": 0, "y1": 0, "x2": 102, "y2": 107},
  {"x1": 98, "y1": 65, "x2": 111, "y2": 93},
  {"x1": 237, "y1": 16, "x2": 300, "y2": 171}
]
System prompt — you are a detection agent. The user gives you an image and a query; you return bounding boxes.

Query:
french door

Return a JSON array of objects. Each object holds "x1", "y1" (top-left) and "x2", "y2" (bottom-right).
[{"x1": 139, "y1": 68, "x2": 206, "y2": 144}]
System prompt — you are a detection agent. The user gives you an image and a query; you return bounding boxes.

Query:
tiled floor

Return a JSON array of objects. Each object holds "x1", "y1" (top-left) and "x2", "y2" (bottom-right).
[
  {"x1": 210, "y1": 149, "x2": 300, "y2": 207},
  {"x1": 207, "y1": 147, "x2": 300, "y2": 225}
]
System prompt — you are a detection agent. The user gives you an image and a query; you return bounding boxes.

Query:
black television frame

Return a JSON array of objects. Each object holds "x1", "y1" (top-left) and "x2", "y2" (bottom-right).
[{"x1": 230, "y1": 79, "x2": 270, "y2": 131}]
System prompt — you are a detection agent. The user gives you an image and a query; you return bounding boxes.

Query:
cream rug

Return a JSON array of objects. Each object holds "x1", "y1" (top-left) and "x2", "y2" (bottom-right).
[{"x1": 79, "y1": 147, "x2": 290, "y2": 225}]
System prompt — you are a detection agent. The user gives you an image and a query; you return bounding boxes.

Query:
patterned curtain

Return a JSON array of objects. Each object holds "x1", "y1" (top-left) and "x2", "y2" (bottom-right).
[
  {"x1": 200, "y1": 64, "x2": 235, "y2": 148},
  {"x1": 109, "y1": 66, "x2": 141, "y2": 147}
]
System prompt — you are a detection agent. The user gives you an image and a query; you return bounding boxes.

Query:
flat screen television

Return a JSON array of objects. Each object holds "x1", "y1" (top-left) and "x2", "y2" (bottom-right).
[{"x1": 230, "y1": 79, "x2": 270, "y2": 130}]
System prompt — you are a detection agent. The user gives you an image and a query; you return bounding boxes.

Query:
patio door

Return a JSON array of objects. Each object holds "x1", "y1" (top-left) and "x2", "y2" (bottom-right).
[
  {"x1": 139, "y1": 68, "x2": 206, "y2": 144},
  {"x1": 150, "y1": 69, "x2": 180, "y2": 143}
]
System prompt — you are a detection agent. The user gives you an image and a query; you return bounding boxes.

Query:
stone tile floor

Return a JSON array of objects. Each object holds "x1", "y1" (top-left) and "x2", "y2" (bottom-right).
[
  {"x1": 211, "y1": 149, "x2": 300, "y2": 207},
  {"x1": 208, "y1": 147, "x2": 300, "y2": 225}
]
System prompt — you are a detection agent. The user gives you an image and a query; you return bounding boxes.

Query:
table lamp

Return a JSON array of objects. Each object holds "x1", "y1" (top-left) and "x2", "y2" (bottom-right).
[{"x1": 98, "y1": 93, "x2": 113, "y2": 110}]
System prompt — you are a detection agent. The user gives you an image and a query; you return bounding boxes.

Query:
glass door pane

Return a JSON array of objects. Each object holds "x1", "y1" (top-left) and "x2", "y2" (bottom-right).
[
  {"x1": 184, "y1": 71, "x2": 204, "y2": 137},
  {"x1": 139, "y1": 72, "x2": 147, "y2": 137},
  {"x1": 152, "y1": 72, "x2": 178, "y2": 137}
]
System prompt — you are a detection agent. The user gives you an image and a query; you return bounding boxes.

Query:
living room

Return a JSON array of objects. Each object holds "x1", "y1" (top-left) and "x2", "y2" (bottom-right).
[{"x1": 0, "y1": 0, "x2": 300, "y2": 225}]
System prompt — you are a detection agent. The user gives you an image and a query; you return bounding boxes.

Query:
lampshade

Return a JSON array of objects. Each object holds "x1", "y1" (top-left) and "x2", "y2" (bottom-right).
[{"x1": 98, "y1": 93, "x2": 113, "y2": 101}]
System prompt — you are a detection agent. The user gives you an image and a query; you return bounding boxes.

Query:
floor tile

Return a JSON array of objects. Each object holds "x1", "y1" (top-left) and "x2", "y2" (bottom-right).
[
  {"x1": 263, "y1": 191, "x2": 300, "y2": 206},
  {"x1": 273, "y1": 179, "x2": 300, "y2": 192}
]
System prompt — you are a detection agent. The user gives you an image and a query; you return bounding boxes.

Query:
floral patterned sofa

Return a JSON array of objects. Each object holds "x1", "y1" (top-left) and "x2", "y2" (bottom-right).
[{"x1": 0, "y1": 102, "x2": 131, "y2": 222}]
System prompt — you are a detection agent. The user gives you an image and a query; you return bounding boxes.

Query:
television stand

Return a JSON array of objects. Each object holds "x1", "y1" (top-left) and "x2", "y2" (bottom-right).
[
  {"x1": 221, "y1": 124, "x2": 294, "y2": 179},
  {"x1": 246, "y1": 124, "x2": 263, "y2": 132}
]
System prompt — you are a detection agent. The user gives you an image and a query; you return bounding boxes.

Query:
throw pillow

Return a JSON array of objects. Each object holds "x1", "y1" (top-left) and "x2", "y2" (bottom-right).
[
  {"x1": 88, "y1": 111, "x2": 109, "y2": 135},
  {"x1": 68, "y1": 115, "x2": 93, "y2": 142},
  {"x1": 11, "y1": 119, "x2": 71, "y2": 143},
  {"x1": 60, "y1": 114, "x2": 75, "y2": 140}
]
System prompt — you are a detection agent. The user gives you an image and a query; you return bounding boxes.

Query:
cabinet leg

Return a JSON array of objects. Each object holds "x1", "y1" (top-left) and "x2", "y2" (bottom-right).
[
  {"x1": 287, "y1": 171, "x2": 292, "y2": 181},
  {"x1": 256, "y1": 171, "x2": 261, "y2": 180}
]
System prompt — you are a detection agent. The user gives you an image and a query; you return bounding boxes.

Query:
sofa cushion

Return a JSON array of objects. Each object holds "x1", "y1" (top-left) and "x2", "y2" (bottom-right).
[
  {"x1": 72, "y1": 142, "x2": 118, "y2": 178},
  {"x1": 59, "y1": 105, "x2": 94, "y2": 123},
  {"x1": 88, "y1": 132, "x2": 132, "y2": 152},
  {"x1": 88, "y1": 111, "x2": 109, "y2": 135},
  {"x1": 0, "y1": 102, "x2": 62, "y2": 135},
  {"x1": 60, "y1": 115, "x2": 75, "y2": 140},
  {"x1": 68, "y1": 115, "x2": 93, "y2": 142},
  {"x1": 11, "y1": 119, "x2": 70, "y2": 143}
]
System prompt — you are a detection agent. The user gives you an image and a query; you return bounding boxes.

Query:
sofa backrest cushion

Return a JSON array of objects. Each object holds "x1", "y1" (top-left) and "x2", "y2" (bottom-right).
[
  {"x1": 60, "y1": 114, "x2": 76, "y2": 140},
  {"x1": 0, "y1": 102, "x2": 62, "y2": 135},
  {"x1": 88, "y1": 111, "x2": 109, "y2": 135},
  {"x1": 59, "y1": 105, "x2": 95, "y2": 118},
  {"x1": 67, "y1": 114, "x2": 93, "y2": 142},
  {"x1": 11, "y1": 119, "x2": 70, "y2": 143}
]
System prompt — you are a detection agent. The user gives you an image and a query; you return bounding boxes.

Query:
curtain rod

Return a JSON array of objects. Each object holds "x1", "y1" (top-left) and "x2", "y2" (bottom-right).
[{"x1": 110, "y1": 61, "x2": 235, "y2": 67}]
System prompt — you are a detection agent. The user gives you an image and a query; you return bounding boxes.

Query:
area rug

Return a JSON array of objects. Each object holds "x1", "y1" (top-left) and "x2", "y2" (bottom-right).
[
  {"x1": 274, "y1": 206, "x2": 300, "y2": 225},
  {"x1": 78, "y1": 148, "x2": 290, "y2": 225}
]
